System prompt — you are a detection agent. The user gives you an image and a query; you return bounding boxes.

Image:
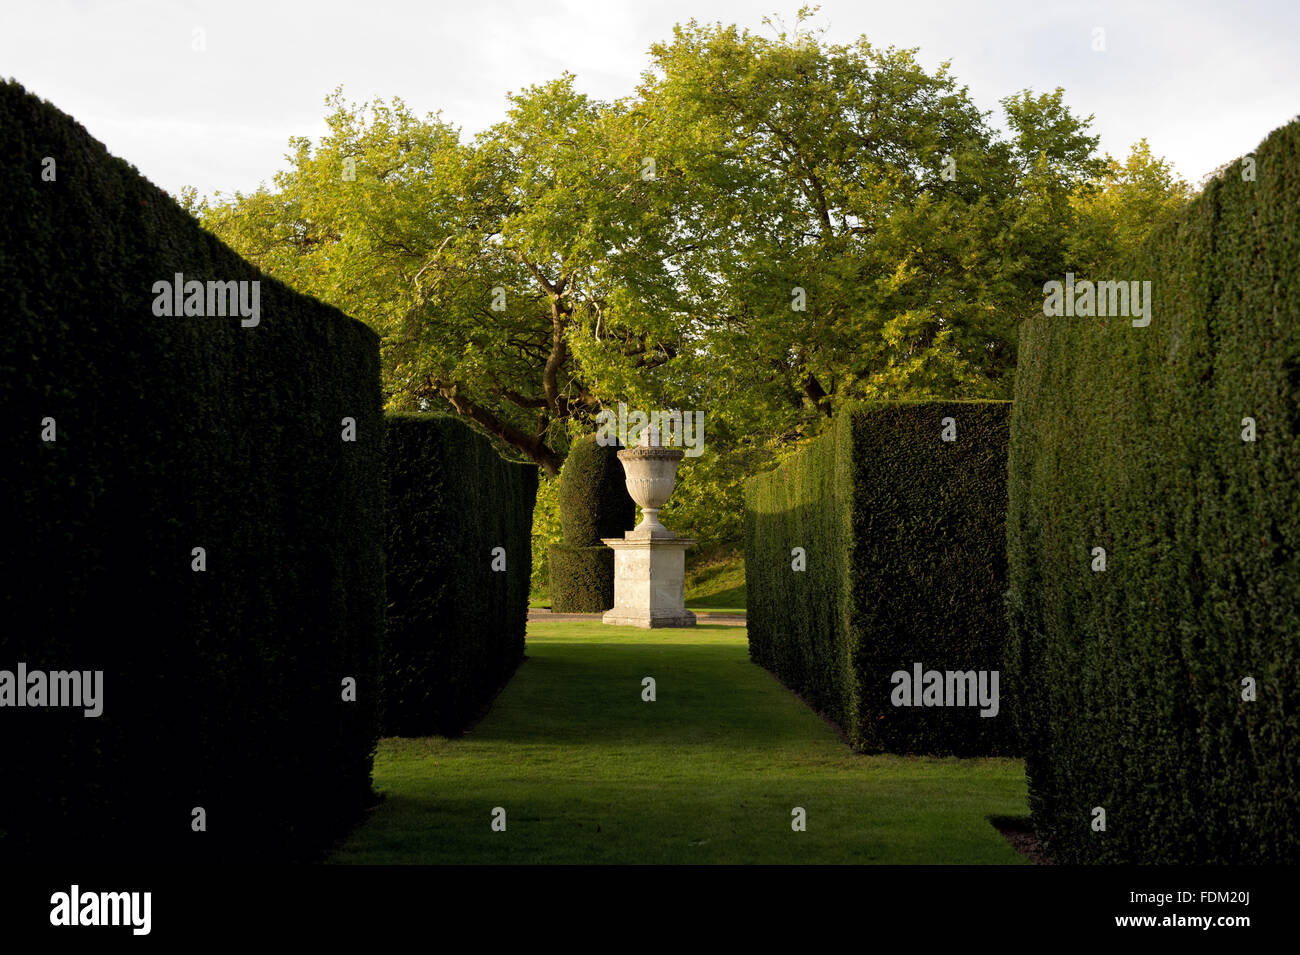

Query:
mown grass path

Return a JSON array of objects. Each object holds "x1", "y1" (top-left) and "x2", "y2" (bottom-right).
[{"x1": 330, "y1": 622, "x2": 1029, "y2": 864}]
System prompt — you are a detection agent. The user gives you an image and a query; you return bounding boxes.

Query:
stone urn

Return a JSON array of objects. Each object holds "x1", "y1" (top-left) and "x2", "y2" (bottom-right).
[
  {"x1": 617, "y1": 445, "x2": 686, "y2": 539},
  {"x1": 602, "y1": 428, "x2": 696, "y2": 628}
]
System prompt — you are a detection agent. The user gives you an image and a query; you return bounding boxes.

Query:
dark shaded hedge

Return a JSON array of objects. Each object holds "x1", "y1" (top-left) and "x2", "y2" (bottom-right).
[
  {"x1": 548, "y1": 544, "x2": 616, "y2": 612},
  {"x1": 549, "y1": 434, "x2": 634, "y2": 611},
  {"x1": 0, "y1": 80, "x2": 384, "y2": 862},
  {"x1": 1007, "y1": 119, "x2": 1300, "y2": 864},
  {"x1": 745, "y1": 401, "x2": 1014, "y2": 756},
  {"x1": 383, "y1": 414, "x2": 537, "y2": 736}
]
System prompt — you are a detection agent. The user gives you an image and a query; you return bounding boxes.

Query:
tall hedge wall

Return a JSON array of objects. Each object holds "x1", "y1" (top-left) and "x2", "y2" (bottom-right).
[
  {"x1": 0, "y1": 80, "x2": 384, "y2": 862},
  {"x1": 1007, "y1": 120, "x2": 1300, "y2": 864},
  {"x1": 383, "y1": 414, "x2": 537, "y2": 735},
  {"x1": 549, "y1": 434, "x2": 634, "y2": 611},
  {"x1": 745, "y1": 401, "x2": 1013, "y2": 756}
]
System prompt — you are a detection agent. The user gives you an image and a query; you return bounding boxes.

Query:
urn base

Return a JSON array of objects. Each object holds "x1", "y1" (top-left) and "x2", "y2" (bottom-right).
[{"x1": 600, "y1": 537, "x2": 696, "y2": 629}]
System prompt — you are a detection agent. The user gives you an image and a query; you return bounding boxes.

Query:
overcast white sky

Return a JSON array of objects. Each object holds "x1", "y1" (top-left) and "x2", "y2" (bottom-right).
[{"x1": 2, "y1": 0, "x2": 1296, "y2": 199}]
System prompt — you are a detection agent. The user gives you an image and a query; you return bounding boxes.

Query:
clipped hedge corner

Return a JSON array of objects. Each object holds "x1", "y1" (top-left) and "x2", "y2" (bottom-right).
[{"x1": 745, "y1": 401, "x2": 1014, "y2": 756}]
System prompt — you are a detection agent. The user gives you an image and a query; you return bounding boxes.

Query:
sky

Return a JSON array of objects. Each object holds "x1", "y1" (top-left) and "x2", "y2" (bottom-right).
[{"x1": 2, "y1": 0, "x2": 1296, "y2": 200}]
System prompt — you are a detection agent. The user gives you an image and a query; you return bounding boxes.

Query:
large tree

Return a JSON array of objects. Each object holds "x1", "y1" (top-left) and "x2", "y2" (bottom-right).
[
  {"x1": 196, "y1": 12, "x2": 1126, "y2": 546},
  {"x1": 629, "y1": 14, "x2": 1107, "y2": 440},
  {"x1": 199, "y1": 78, "x2": 694, "y2": 475}
]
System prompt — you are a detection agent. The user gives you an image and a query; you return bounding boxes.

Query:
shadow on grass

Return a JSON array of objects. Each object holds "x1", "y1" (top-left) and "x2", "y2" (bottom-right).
[
  {"x1": 469, "y1": 646, "x2": 824, "y2": 747},
  {"x1": 331, "y1": 623, "x2": 1030, "y2": 864}
]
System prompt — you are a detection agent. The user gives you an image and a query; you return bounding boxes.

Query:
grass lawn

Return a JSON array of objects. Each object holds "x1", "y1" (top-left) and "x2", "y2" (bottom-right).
[
  {"x1": 683, "y1": 553, "x2": 746, "y2": 612},
  {"x1": 330, "y1": 621, "x2": 1029, "y2": 864}
]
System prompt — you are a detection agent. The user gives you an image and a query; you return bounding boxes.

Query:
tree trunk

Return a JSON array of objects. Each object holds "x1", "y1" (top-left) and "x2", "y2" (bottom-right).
[{"x1": 432, "y1": 378, "x2": 563, "y2": 476}]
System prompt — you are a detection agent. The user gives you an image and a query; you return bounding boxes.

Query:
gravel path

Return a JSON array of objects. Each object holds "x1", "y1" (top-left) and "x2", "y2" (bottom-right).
[{"x1": 528, "y1": 609, "x2": 747, "y2": 627}]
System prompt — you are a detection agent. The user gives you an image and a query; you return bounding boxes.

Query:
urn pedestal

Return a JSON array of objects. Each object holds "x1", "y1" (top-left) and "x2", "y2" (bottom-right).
[
  {"x1": 601, "y1": 444, "x2": 697, "y2": 629},
  {"x1": 601, "y1": 537, "x2": 696, "y2": 628}
]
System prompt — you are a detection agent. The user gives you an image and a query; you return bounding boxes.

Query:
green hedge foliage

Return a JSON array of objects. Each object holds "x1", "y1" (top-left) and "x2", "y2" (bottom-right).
[
  {"x1": 0, "y1": 80, "x2": 384, "y2": 862},
  {"x1": 550, "y1": 434, "x2": 634, "y2": 611},
  {"x1": 548, "y1": 544, "x2": 616, "y2": 612},
  {"x1": 1007, "y1": 120, "x2": 1300, "y2": 864},
  {"x1": 745, "y1": 401, "x2": 1014, "y2": 756},
  {"x1": 383, "y1": 414, "x2": 537, "y2": 735},
  {"x1": 558, "y1": 433, "x2": 635, "y2": 544}
]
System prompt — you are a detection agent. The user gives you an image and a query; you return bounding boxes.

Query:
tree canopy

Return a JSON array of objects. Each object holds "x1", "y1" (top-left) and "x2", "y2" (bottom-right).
[{"x1": 192, "y1": 10, "x2": 1189, "y2": 548}]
